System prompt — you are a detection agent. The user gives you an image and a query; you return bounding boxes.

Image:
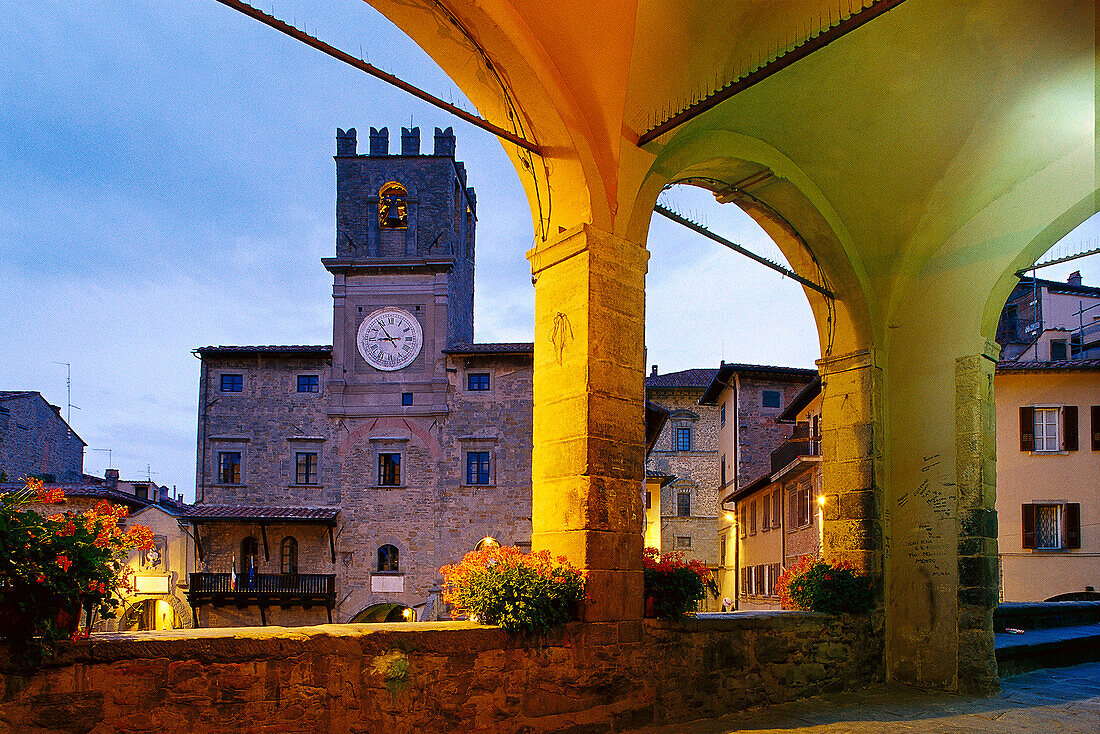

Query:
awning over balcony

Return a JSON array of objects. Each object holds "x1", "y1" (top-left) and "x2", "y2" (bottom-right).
[{"x1": 183, "y1": 505, "x2": 339, "y2": 565}]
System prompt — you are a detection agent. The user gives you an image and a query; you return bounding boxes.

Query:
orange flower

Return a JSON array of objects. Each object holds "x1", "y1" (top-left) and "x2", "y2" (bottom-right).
[
  {"x1": 36, "y1": 483, "x2": 65, "y2": 504},
  {"x1": 55, "y1": 554, "x2": 72, "y2": 572}
]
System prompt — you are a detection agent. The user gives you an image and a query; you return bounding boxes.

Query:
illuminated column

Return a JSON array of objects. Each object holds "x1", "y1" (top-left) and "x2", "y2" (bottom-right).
[
  {"x1": 817, "y1": 348, "x2": 882, "y2": 575},
  {"x1": 527, "y1": 224, "x2": 648, "y2": 622}
]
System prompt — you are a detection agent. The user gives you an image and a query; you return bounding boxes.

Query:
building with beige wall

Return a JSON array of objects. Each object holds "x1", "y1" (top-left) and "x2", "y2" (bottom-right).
[
  {"x1": 994, "y1": 359, "x2": 1099, "y2": 601},
  {"x1": 711, "y1": 376, "x2": 823, "y2": 610}
]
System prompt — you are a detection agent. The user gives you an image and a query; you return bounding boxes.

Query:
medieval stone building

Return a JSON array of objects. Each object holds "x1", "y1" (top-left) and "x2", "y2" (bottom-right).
[{"x1": 188, "y1": 127, "x2": 533, "y2": 626}]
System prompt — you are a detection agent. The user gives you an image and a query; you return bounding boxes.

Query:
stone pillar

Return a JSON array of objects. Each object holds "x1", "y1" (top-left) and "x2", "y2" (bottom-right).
[
  {"x1": 877, "y1": 341, "x2": 1000, "y2": 692},
  {"x1": 817, "y1": 349, "x2": 882, "y2": 575},
  {"x1": 526, "y1": 224, "x2": 648, "y2": 622},
  {"x1": 953, "y1": 343, "x2": 1000, "y2": 693}
]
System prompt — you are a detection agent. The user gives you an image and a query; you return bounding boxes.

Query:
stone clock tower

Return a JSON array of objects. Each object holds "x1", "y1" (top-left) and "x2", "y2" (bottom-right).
[{"x1": 323, "y1": 126, "x2": 477, "y2": 418}]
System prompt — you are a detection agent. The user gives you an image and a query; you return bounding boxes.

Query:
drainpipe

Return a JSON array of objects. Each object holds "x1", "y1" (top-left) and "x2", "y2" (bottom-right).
[{"x1": 733, "y1": 373, "x2": 741, "y2": 610}]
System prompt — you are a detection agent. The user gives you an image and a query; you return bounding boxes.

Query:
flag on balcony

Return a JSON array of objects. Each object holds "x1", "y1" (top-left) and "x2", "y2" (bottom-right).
[
  {"x1": 230, "y1": 554, "x2": 236, "y2": 591},
  {"x1": 249, "y1": 555, "x2": 255, "y2": 590}
]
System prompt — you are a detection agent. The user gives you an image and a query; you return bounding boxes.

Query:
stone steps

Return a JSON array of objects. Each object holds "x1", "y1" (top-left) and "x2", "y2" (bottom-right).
[{"x1": 994, "y1": 601, "x2": 1100, "y2": 677}]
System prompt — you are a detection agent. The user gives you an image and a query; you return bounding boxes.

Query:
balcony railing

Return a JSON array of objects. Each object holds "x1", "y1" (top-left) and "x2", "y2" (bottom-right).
[
  {"x1": 770, "y1": 437, "x2": 820, "y2": 475},
  {"x1": 187, "y1": 572, "x2": 335, "y2": 602}
]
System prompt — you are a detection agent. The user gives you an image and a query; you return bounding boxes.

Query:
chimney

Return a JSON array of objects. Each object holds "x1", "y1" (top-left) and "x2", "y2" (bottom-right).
[
  {"x1": 401, "y1": 126, "x2": 420, "y2": 155},
  {"x1": 434, "y1": 126, "x2": 456, "y2": 156},
  {"x1": 336, "y1": 127, "x2": 357, "y2": 156},
  {"x1": 651, "y1": 365, "x2": 658, "y2": 377},
  {"x1": 1067, "y1": 270, "x2": 1082, "y2": 287},
  {"x1": 369, "y1": 126, "x2": 389, "y2": 156},
  {"x1": 104, "y1": 468, "x2": 119, "y2": 490}
]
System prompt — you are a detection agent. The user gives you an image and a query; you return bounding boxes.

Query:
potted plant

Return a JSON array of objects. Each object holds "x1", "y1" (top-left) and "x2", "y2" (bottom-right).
[
  {"x1": 776, "y1": 555, "x2": 874, "y2": 613},
  {"x1": 642, "y1": 547, "x2": 716, "y2": 619},
  {"x1": 0, "y1": 477, "x2": 155, "y2": 653},
  {"x1": 440, "y1": 545, "x2": 586, "y2": 633}
]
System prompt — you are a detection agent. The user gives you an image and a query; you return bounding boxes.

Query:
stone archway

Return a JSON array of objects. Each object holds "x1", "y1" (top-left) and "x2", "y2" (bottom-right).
[{"x1": 360, "y1": 0, "x2": 1095, "y2": 692}]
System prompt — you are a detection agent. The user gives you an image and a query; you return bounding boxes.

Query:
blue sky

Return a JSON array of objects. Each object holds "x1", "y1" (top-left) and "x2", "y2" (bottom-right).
[{"x1": 2, "y1": 1, "x2": 1096, "y2": 499}]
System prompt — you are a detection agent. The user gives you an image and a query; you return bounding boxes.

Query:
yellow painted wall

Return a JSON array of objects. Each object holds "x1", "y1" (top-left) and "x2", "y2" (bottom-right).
[{"x1": 995, "y1": 369, "x2": 1100, "y2": 601}]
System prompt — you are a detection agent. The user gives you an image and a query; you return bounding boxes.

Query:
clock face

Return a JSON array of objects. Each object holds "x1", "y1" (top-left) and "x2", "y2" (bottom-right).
[{"x1": 356, "y1": 307, "x2": 424, "y2": 371}]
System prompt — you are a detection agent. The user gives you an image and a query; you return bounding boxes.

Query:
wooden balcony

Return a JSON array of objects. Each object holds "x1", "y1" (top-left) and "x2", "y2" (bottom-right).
[
  {"x1": 770, "y1": 437, "x2": 820, "y2": 475},
  {"x1": 187, "y1": 572, "x2": 336, "y2": 625}
]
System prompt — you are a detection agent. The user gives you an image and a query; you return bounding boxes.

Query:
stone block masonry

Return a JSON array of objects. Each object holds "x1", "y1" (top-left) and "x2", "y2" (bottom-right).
[{"x1": 0, "y1": 615, "x2": 881, "y2": 733}]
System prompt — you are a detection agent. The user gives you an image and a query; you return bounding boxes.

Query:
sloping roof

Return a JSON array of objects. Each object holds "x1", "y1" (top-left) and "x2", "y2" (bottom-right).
[
  {"x1": 183, "y1": 505, "x2": 340, "y2": 523},
  {"x1": 996, "y1": 359, "x2": 1100, "y2": 373},
  {"x1": 443, "y1": 342, "x2": 534, "y2": 355},
  {"x1": 778, "y1": 375, "x2": 823, "y2": 422},
  {"x1": 1015, "y1": 276, "x2": 1100, "y2": 298},
  {"x1": 194, "y1": 345, "x2": 332, "y2": 356},
  {"x1": 698, "y1": 362, "x2": 818, "y2": 404},
  {"x1": 645, "y1": 469, "x2": 675, "y2": 488},
  {"x1": 0, "y1": 391, "x2": 37, "y2": 401},
  {"x1": 645, "y1": 368, "x2": 717, "y2": 390},
  {"x1": 0, "y1": 482, "x2": 155, "y2": 511}
]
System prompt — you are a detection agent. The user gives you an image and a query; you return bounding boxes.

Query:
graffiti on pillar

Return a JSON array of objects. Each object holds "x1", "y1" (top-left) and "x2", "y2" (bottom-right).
[
  {"x1": 551, "y1": 312, "x2": 572, "y2": 365},
  {"x1": 903, "y1": 523, "x2": 950, "y2": 580},
  {"x1": 895, "y1": 454, "x2": 955, "y2": 519}
]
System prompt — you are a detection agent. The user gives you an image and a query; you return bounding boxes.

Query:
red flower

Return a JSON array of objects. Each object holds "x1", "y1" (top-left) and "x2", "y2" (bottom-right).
[{"x1": 55, "y1": 554, "x2": 72, "y2": 572}]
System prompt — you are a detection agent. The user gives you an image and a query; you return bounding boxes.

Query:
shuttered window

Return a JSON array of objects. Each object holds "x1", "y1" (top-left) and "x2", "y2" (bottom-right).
[
  {"x1": 1022, "y1": 406, "x2": 1080, "y2": 452},
  {"x1": 1092, "y1": 406, "x2": 1100, "y2": 451},
  {"x1": 1022, "y1": 503, "x2": 1081, "y2": 550}
]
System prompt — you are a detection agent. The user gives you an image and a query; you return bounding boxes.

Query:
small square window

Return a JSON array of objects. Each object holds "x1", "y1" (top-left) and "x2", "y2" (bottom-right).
[
  {"x1": 218, "y1": 451, "x2": 241, "y2": 484},
  {"x1": 133, "y1": 484, "x2": 149, "y2": 500},
  {"x1": 676, "y1": 536, "x2": 692, "y2": 549},
  {"x1": 1050, "y1": 340, "x2": 1068, "y2": 361},
  {"x1": 676, "y1": 427, "x2": 692, "y2": 451},
  {"x1": 378, "y1": 453, "x2": 401, "y2": 486},
  {"x1": 466, "y1": 451, "x2": 491, "y2": 485},
  {"x1": 297, "y1": 375, "x2": 319, "y2": 393},
  {"x1": 295, "y1": 452, "x2": 318, "y2": 485},
  {"x1": 401, "y1": 392, "x2": 413, "y2": 406},
  {"x1": 220, "y1": 374, "x2": 243, "y2": 392},
  {"x1": 762, "y1": 390, "x2": 781, "y2": 408},
  {"x1": 467, "y1": 373, "x2": 490, "y2": 391}
]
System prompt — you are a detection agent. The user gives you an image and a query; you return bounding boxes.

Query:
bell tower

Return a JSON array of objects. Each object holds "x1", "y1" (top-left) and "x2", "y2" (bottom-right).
[{"x1": 323, "y1": 126, "x2": 477, "y2": 418}]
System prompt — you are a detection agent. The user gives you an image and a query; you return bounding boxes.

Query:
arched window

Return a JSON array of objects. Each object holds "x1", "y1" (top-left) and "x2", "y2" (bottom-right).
[
  {"x1": 378, "y1": 182, "x2": 408, "y2": 229},
  {"x1": 378, "y1": 544, "x2": 399, "y2": 572},
  {"x1": 240, "y1": 536, "x2": 259, "y2": 576},
  {"x1": 281, "y1": 537, "x2": 298, "y2": 574},
  {"x1": 475, "y1": 537, "x2": 499, "y2": 552}
]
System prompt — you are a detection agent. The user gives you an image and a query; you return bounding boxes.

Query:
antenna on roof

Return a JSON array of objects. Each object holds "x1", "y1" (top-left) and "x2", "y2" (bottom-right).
[
  {"x1": 93, "y1": 447, "x2": 113, "y2": 469},
  {"x1": 51, "y1": 361, "x2": 81, "y2": 427}
]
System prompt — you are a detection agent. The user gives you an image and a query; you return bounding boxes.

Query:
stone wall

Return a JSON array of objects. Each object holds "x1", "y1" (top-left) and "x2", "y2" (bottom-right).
[
  {"x1": 0, "y1": 393, "x2": 84, "y2": 483},
  {"x1": 0, "y1": 614, "x2": 881, "y2": 734}
]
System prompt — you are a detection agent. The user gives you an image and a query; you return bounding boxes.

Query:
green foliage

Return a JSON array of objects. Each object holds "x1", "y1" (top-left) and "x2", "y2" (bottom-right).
[
  {"x1": 0, "y1": 478, "x2": 154, "y2": 656},
  {"x1": 441, "y1": 546, "x2": 586, "y2": 634},
  {"x1": 642, "y1": 548, "x2": 711, "y2": 619},
  {"x1": 776, "y1": 556, "x2": 874, "y2": 614}
]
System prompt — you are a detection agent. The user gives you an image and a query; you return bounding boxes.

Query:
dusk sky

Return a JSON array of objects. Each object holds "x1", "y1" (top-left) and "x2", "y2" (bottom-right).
[{"x1": 3, "y1": 1, "x2": 1097, "y2": 500}]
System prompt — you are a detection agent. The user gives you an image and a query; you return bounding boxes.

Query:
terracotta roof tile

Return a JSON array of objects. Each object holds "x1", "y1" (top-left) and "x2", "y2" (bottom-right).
[
  {"x1": 443, "y1": 342, "x2": 534, "y2": 354},
  {"x1": 997, "y1": 358, "x2": 1100, "y2": 372},
  {"x1": 194, "y1": 345, "x2": 332, "y2": 355},
  {"x1": 183, "y1": 505, "x2": 340, "y2": 523}
]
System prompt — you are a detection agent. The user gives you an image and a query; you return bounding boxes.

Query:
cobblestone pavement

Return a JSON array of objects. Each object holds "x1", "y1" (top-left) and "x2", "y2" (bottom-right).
[{"x1": 629, "y1": 662, "x2": 1100, "y2": 733}]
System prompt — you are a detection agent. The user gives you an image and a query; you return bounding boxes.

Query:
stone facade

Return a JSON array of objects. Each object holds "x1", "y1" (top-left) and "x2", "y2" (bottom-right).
[
  {"x1": 0, "y1": 614, "x2": 882, "y2": 733},
  {"x1": 643, "y1": 369, "x2": 721, "y2": 566},
  {"x1": 0, "y1": 391, "x2": 85, "y2": 483},
  {"x1": 191, "y1": 129, "x2": 532, "y2": 626}
]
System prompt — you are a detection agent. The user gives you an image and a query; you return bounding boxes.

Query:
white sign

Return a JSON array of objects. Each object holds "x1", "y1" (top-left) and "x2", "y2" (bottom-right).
[
  {"x1": 370, "y1": 574, "x2": 405, "y2": 593},
  {"x1": 134, "y1": 575, "x2": 171, "y2": 595}
]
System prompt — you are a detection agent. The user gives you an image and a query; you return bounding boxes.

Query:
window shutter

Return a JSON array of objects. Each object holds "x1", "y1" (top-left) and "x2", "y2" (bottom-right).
[
  {"x1": 1063, "y1": 406, "x2": 1078, "y2": 451},
  {"x1": 1021, "y1": 504, "x2": 1037, "y2": 549},
  {"x1": 1065, "y1": 503, "x2": 1081, "y2": 549},
  {"x1": 1019, "y1": 406, "x2": 1035, "y2": 451},
  {"x1": 1092, "y1": 406, "x2": 1100, "y2": 451}
]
